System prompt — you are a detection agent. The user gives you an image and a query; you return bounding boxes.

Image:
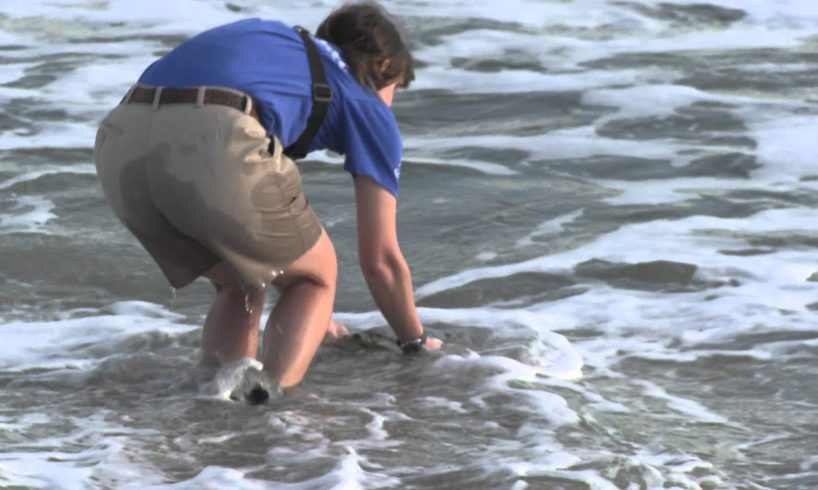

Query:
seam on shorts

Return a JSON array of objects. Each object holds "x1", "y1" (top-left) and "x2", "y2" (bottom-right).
[
  {"x1": 267, "y1": 141, "x2": 306, "y2": 252},
  {"x1": 285, "y1": 190, "x2": 307, "y2": 252}
]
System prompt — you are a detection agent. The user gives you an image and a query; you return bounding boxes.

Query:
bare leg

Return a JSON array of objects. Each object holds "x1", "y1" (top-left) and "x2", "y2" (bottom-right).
[
  {"x1": 201, "y1": 262, "x2": 266, "y2": 364},
  {"x1": 263, "y1": 229, "x2": 337, "y2": 388}
]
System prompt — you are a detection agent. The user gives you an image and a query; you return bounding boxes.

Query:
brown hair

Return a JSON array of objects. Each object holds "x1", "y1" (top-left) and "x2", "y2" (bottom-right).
[{"x1": 316, "y1": 1, "x2": 415, "y2": 91}]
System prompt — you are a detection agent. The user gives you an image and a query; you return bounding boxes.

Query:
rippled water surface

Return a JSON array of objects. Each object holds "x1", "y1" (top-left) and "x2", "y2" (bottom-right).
[{"x1": 2, "y1": 1, "x2": 818, "y2": 488}]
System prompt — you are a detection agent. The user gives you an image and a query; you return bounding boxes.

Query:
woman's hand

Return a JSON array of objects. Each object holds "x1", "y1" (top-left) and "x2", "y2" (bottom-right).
[{"x1": 424, "y1": 336, "x2": 443, "y2": 350}]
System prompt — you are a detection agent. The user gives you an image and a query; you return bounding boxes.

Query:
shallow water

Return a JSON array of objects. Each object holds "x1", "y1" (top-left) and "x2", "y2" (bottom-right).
[{"x1": 2, "y1": 0, "x2": 818, "y2": 488}]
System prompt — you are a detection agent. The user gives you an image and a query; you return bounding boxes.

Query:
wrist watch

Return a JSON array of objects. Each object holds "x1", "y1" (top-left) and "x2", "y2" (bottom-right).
[{"x1": 396, "y1": 333, "x2": 427, "y2": 354}]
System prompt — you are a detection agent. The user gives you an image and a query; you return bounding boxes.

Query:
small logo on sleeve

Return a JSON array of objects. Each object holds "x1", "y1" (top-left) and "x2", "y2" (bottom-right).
[{"x1": 315, "y1": 39, "x2": 348, "y2": 71}]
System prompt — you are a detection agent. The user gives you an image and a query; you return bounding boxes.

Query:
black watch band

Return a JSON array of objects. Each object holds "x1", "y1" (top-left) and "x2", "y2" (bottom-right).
[{"x1": 396, "y1": 333, "x2": 427, "y2": 354}]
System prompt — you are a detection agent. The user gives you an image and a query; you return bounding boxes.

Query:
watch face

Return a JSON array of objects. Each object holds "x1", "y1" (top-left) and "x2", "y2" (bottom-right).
[
  {"x1": 401, "y1": 341, "x2": 423, "y2": 354},
  {"x1": 398, "y1": 334, "x2": 426, "y2": 354}
]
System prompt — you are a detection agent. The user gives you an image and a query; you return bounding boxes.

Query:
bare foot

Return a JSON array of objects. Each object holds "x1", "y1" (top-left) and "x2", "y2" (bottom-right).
[{"x1": 326, "y1": 319, "x2": 349, "y2": 339}]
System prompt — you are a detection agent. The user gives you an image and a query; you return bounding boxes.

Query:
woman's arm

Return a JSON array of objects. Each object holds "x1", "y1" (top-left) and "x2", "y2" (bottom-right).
[{"x1": 354, "y1": 176, "x2": 442, "y2": 349}]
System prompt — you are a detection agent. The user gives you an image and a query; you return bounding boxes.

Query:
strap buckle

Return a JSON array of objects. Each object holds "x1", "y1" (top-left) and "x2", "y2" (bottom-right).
[{"x1": 312, "y1": 83, "x2": 333, "y2": 103}]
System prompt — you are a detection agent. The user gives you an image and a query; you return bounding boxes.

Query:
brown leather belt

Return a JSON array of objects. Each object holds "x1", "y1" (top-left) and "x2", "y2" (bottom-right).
[{"x1": 124, "y1": 86, "x2": 260, "y2": 120}]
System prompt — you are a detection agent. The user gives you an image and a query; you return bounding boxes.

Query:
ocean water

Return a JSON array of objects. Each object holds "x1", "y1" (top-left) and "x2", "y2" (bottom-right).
[{"x1": 2, "y1": 0, "x2": 818, "y2": 488}]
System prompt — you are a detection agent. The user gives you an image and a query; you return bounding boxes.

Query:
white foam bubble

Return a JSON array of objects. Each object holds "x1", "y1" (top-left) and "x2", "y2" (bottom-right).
[
  {"x1": 407, "y1": 0, "x2": 818, "y2": 94},
  {"x1": 403, "y1": 155, "x2": 517, "y2": 176},
  {"x1": 401, "y1": 0, "x2": 612, "y2": 28},
  {"x1": 0, "y1": 195, "x2": 57, "y2": 232},
  {"x1": 416, "y1": 126, "x2": 679, "y2": 165},
  {"x1": 140, "y1": 466, "x2": 267, "y2": 490},
  {"x1": 475, "y1": 251, "x2": 498, "y2": 262},
  {"x1": 582, "y1": 84, "x2": 763, "y2": 121},
  {"x1": 418, "y1": 396, "x2": 469, "y2": 414},
  {"x1": 634, "y1": 380, "x2": 730, "y2": 425},
  {"x1": 0, "y1": 412, "x2": 167, "y2": 489},
  {"x1": 690, "y1": 0, "x2": 818, "y2": 28},
  {"x1": 631, "y1": 452, "x2": 728, "y2": 488},
  {"x1": 627, "y1": 348, "x2": 773, "y2": 364},
  {"x1": 1, "y1": 0, "x2": 237, "y2": 34},
  {"x1": 360, "y1": 407, "x2": 390, "y2": 441},
  {"x1": 412, "y1": 64, "x2": 646, "y2": 95},
  {"x1": 748, "y1": 114, "x2": 818, "y2": 182},
  {"x1": 0, "y1": 61, "x2": 36, "y2": 85},
  {"x1": 533, "y1": 469, "x2": 620, "y2": 490},
  {"x1": 517, "y1": 209, "x2": 584, "y2": 247},
  {"x1": 427, "y1": 352, "x2": 580, "y2": 425},
  {"x1": 0, "y1": 165, "x2": 96, "y2": 191},
  {"x1": 0, "y1": 0, "x2": 345, "y2": 43},
  {"x1": 0, "y1": 122, "x2": 94, "y2": 150},
  {"x1": 262, "y1": 442, "x2": 399, "y2": 489},
  {"x1": 415, "y1": 206, "x2": 818, "y2": 378},
  {"x1": 531, "y1": 329, "x2": 585, "y2": 381},
  {"x1": 0, "y1": 302, "x2": 190, "y2": 372},
  {"x1": 419, "y1": 207, "x2": 818, "y2": 298},
  {"x1": 598, "y1": 177, "x2": 756, "y2": 206},
  {"x1": 502, "y1": 450, "x2": 584, "y2": 481}
]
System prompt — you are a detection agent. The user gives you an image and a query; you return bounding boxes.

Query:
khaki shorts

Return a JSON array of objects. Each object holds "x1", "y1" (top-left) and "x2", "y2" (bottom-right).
[{"x1": 94, "y1": 91, "x2": 322, "y2": 294}]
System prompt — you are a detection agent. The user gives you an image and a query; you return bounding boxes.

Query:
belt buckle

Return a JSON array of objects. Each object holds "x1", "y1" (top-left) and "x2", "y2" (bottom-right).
[{"x1": 312, "y1": 83, "x2": 332, "y2": 103}]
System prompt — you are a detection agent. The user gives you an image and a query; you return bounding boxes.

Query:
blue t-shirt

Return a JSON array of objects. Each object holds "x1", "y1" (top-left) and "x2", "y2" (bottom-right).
[{"x1": 139, "y1": 19, "x2": 403, "y2": 196}]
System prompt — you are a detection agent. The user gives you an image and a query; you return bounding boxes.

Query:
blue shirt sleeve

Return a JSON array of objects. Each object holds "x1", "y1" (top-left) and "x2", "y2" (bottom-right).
[{"x1": 340, "y1": 97, "x2": 403, "y2": 197}]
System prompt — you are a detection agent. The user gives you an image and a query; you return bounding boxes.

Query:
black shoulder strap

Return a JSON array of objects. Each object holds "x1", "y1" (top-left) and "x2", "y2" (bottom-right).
[{"x1": 284, "y1": 26, "x2": 333, "y2": 160}]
